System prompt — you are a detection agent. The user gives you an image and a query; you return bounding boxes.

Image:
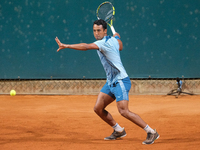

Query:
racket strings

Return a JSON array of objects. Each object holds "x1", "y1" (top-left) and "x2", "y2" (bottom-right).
[{"x1": 98, "y1": 4, "x2": 114, "y2": 22}]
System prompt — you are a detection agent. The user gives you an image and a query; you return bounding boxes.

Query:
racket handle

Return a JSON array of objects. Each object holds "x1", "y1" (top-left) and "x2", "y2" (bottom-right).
[{"x1": 110, "y1": 25, "x2": 116, "y2": 34}]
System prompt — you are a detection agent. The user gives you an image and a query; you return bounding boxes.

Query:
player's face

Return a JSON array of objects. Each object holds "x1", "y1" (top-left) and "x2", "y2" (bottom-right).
[{"x1": 93, "y1": 24, "x2": 107, "y2": 40}]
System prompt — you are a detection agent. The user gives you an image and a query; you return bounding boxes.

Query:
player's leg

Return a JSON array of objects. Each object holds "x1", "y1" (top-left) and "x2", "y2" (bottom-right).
[
  {"x1": 113, "y1": 77, "x2": 159, "y2": 144},
  {"x1": 94, "y1": 83, "x2": 126, "y2": 140},
  {"x1": 117, "y1": 99, "x2": 159, "y2": 144},
  {"x1": 117, "y1": 100, "x2": 147, "y2": 128},
  {"x1": 113, "y1": 78, "x2": 147, "y2": 127},
  {"x1": 93, "y1": 92, "x2": 116, "y2": 126}
]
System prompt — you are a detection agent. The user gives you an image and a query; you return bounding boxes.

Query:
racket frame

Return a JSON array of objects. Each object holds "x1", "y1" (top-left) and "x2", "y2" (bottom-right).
[{"x1": 96, "y1": 1, "x2": 116, "y2": 34}]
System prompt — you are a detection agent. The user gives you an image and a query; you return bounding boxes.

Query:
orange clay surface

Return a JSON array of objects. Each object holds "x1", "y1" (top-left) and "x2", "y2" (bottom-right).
[{"x1": 0, "y1": 95, "x2": 200, "y2": 150}]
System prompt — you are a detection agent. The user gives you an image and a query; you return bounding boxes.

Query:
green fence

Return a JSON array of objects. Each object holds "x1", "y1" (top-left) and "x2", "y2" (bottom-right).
[{"x1": 1, "y1": 0, "x2": 200, "y2": 79}]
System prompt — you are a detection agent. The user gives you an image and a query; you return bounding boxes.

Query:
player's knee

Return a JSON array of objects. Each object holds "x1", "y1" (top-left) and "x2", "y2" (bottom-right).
[
  {"x1": 93, "y1": 106, "x2": 101, "y2": 115},
  {"x1": 118, "y1": 109, "x2": 129, "y2": 118}
]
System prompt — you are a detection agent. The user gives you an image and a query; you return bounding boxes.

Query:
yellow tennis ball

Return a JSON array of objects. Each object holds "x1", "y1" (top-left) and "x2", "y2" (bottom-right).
[{"x1": 10, "y1": 90, "x2": 16, "y2": 96}]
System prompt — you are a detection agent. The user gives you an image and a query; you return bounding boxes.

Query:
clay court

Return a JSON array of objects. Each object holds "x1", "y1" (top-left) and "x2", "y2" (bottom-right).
[{"x1": 0, "y1": 95, "x2": 199, "y2": 150}]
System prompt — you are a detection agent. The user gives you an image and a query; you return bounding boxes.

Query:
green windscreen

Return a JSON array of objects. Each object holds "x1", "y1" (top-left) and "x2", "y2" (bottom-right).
[{"x1": 0, "y1": 0, "x2": 200, "y2": 79}]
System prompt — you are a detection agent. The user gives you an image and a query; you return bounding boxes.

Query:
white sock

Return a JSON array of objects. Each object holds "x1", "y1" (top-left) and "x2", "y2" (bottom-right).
[
  {"x1": 144, "y1": 125, "x2": 156, "y2": 133},
  {"x1": 112, "y1": 123, "x2": 124, "y2": 132}
]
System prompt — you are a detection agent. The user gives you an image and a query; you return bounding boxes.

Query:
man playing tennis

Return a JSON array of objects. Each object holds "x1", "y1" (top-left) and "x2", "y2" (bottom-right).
[{"x1": 55, "y1": 19, "x2": 159, "y2": 145}]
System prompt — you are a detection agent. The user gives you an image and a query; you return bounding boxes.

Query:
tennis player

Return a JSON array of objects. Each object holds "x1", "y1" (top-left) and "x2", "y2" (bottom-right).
[{"x1": 55, "y1": 19, "x2": 159, "y2": 144}]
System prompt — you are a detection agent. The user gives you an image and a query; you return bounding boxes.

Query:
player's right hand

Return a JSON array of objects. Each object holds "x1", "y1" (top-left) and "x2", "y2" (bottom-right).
[{"x1": 55, "y1": 37, "x2": 67, "y2": 52}]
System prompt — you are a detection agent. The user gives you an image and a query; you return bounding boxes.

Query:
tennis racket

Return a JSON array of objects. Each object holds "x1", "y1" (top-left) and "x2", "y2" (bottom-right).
[{"x1": 96, "y1": 1, "x2": 116, "y2": 34}]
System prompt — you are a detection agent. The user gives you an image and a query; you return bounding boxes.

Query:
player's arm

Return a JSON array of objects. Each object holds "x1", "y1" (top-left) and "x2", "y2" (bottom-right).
[
  {"x1": 113, "y1": 33, "x2": 123, "y2": 51},
  {"x1": 55, "y1": 37, "x2": 99, "y2": 52}
]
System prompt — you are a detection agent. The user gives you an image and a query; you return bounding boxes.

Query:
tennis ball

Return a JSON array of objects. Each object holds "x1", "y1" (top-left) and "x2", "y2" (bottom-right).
[{"x1": 10, "y1": 90, "x2": 16, "y2": 96}]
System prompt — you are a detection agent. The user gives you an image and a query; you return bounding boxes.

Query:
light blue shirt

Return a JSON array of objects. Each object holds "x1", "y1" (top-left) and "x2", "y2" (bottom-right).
[{"x1": 94, "y1": 36, "x2": 128, "y2": 85}]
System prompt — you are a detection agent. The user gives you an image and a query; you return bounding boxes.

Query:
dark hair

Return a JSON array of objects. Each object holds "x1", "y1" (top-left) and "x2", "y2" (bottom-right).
[
  {"x1": 176, "y1": 77, "x2": 180, "y2": 82},
  {"x1": 93, "y1": 19, "x2": 107, "y2": 29}
]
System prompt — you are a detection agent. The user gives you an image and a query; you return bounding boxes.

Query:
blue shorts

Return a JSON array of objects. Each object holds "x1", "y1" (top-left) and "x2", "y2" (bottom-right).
[{"x1": 100, "y1": 77, "x2": 131, "y2": 102}]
